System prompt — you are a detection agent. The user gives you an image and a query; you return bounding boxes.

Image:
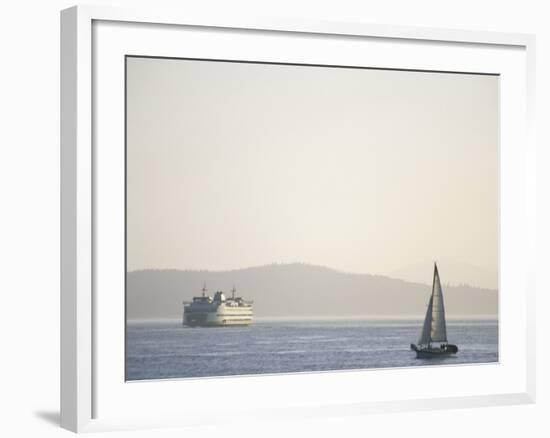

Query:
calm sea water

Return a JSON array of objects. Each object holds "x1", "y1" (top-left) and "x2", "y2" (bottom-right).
[{"x1": 126, "y1": 319, "x2": 498, "y2": 381}]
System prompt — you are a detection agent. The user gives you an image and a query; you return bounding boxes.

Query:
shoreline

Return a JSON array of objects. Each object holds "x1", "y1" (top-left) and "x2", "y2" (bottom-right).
[{"x1": 127, "y1": 315, "x2": 498, "y2": 326}]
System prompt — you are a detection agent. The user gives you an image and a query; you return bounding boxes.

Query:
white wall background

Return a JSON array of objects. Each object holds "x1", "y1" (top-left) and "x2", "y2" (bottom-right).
[{"x1": 0, "y1": 1, "x2": 547, "y2": 437}]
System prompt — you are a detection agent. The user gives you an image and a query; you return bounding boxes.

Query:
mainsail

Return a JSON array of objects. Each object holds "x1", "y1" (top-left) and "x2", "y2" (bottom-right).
[
  {"x1": 418, "y1": 295, "x2": 433, "y2": 345},
  {"x1": 418, "y1": 263, "x2": 448, "y2": 345}
]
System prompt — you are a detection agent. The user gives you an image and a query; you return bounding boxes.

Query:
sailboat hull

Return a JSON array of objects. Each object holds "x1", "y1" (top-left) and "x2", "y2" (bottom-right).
[
  {"x1": 411, "y1": 343, "x2": 458, "y2": 359},
  {"x1": 415, "y1": 349, "x2": 455, "y2": 359}
]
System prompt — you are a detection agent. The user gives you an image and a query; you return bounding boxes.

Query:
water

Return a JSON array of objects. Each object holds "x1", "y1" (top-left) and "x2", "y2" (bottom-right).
[{"x1": 126, "y1": 319, "x2": 498, "y2": 381}]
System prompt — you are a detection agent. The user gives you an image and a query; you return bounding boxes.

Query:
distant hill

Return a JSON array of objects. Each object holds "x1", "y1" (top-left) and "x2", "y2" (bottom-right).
[
  {"x1": 126, "y1": 263, "x2": 497, "y2": 320},
  {"x1": 389, "y1": 259, "x2": 498, "y2": 290}
]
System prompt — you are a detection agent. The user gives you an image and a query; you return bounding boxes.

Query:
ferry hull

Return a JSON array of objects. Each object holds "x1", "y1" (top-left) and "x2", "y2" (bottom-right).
[
  {"x1": 183, "y1": 311, "x2": 253, "y2": 327},
  {"x1": 185, "y1": 322, "x2": 252, "y2": 327}
]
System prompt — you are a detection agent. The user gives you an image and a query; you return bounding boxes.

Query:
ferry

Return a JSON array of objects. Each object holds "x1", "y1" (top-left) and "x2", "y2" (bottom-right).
[{"x1": 183, "y1": 284, "x2": 253, "y2": 327}]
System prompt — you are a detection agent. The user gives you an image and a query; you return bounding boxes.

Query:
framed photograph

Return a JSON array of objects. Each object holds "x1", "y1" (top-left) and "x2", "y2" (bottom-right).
[{"x1": 61, "y1": 5, "x2": 536, "y2": 433}]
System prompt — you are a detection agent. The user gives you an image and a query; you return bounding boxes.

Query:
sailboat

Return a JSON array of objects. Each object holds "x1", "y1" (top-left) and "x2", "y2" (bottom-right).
[{"x1": 410, "y1": 263, "x2": 458, "y2": 358}]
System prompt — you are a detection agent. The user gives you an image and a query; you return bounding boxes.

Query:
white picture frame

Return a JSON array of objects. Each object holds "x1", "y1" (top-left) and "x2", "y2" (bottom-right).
[{"x1": 60, "y1": 4, "x2": 536, "y2": 433}]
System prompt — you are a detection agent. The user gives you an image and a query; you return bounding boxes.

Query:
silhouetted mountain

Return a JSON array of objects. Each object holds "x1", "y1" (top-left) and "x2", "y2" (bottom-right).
[
  {"x1": 126, "y1": 263, "x2": 497, "y2": 320},
  {"x1": 390, "y1": 259, "x2": 498, "y2": 290}
]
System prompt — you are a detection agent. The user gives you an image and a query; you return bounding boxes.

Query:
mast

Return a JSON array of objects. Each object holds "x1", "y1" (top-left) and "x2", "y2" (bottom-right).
[
  {"x1": 202, "y1": 283, "x2": 207, "y2": 297},
  {"x1": 231, "y1": 285, "x2": 236, "y2": 299}
]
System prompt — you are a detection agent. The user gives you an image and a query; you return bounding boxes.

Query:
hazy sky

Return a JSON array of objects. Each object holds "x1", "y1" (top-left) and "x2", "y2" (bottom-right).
[{"x1": 126, "y1": 57, "x2": 498, "y2": 283}]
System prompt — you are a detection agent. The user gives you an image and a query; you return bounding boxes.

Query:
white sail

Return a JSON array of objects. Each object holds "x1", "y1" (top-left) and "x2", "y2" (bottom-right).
[
  {"x1": 417, "y1": 263, "x2": 448, "y2": 345},
  {"x1": 430, "y1": 264, "x2": 448, "y2": 342},
  {"x1": 418, "y1": 295, "x2": 433, "y2": 345}
]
